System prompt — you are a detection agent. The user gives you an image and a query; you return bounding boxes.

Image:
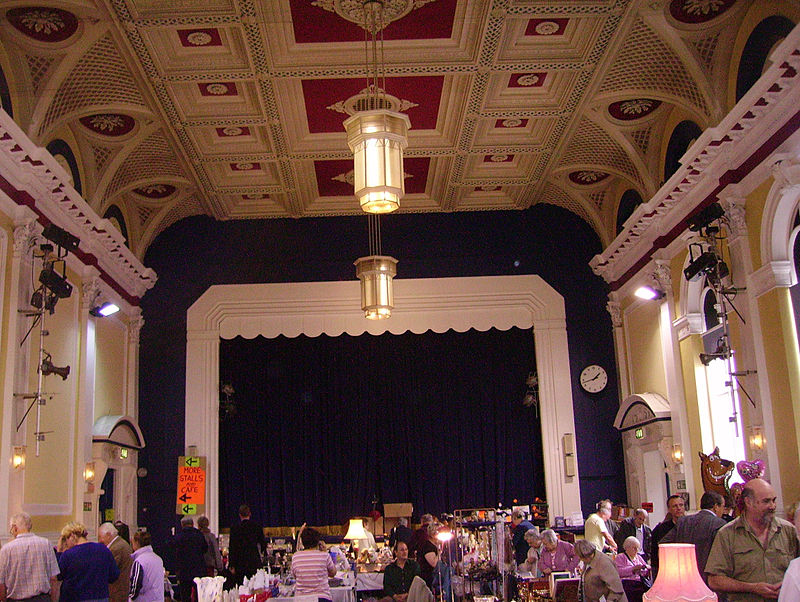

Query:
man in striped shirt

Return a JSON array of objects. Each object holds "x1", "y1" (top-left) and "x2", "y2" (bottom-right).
[{"x1": 0, "y1": 512, "x2": 60, "y2": 602}]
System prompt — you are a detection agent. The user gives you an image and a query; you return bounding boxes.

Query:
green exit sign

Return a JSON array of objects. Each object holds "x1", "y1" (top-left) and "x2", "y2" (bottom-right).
[{"x1": 634, "y1": 427, "x2": 644, "y2": 439}]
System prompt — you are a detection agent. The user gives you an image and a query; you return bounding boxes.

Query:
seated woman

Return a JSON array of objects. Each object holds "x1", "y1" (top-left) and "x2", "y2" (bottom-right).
[
  {"x1": 518, "y1": 528, "x2": 543, "y2": 576},
  {"x1": 574, "y1": 539, "x2": 628, "y2": 602},
  {"x1": 382, "y1": 541, "x2": 421, "y2": 602},
  {"x1": 614, "y1": 536, "x2": 651, "y2": 582},
  {"x1": 291, "y1": 527, "x2": 337, "y2": 602},
  {"x1": 537, "y1": 529, "x2": 579, "y2": 576}
]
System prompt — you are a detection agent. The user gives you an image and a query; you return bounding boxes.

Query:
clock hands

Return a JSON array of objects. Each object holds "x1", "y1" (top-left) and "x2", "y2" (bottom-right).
[{"x1": 584, "y1": 372, "x2": 602, "y2": 382}]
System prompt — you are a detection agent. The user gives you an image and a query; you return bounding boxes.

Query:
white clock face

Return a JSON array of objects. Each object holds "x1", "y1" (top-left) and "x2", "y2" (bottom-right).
[{"x1": 580, "y1": 364, "x2": 607, "y2": 393}]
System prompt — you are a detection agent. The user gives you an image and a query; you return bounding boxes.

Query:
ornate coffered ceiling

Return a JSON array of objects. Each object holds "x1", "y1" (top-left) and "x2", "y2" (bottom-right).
[{"x1": 0, "y1": 0, "x2": 751, "y2": 258}]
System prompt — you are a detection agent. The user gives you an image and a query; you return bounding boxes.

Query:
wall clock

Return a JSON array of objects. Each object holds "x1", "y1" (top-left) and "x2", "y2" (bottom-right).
[{"x1": 579, "y1": 364, "x2": 607, "y2": 393}]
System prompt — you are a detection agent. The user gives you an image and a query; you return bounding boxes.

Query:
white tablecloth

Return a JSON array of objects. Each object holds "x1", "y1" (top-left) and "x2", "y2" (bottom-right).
[
  {"x1": 271, "y1": 586, "x2": 356, "y2": 602},
  {"x1": 356, "y1": 573, "x2": 384, "y2": 591}
]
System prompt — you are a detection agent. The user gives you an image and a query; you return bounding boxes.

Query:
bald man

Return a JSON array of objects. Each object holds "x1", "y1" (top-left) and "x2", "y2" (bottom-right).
[{"x1": 706, "y1": 478, "x2": 799, "y2": 601}]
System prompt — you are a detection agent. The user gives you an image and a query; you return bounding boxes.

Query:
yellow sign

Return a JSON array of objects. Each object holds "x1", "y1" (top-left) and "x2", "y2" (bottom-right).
[{"x1": 176, "y1": 456, "x2": 206, "y2": 515}]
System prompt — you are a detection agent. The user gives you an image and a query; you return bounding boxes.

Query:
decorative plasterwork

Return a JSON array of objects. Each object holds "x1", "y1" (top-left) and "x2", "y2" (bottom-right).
[
  {"x1": 613, "y1": 392, "x2": 671, "y2": 431},
  {"x1": 590, "y1": 28, "x2": 800, "y2": 289},
  {"x1": 0, "y1": 109, "x2": 156, "y2": 301}
]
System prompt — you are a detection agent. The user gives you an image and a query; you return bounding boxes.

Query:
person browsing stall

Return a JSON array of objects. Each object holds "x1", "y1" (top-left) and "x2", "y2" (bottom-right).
[
  {"x1": 291, "y1": 527, "x2": 337, "y2": 602},
  {"x1": 537, "y1": 529, "x2": 579, "y2": 576}
]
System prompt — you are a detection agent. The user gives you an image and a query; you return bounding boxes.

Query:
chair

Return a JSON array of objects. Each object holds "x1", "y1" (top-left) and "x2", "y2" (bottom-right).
[
  {"x1": 408, "y1": 576, "x2": 434, "y2": 602},
  {"x1": 558, "y1": 530, "x2": 575, "y2": 544}
]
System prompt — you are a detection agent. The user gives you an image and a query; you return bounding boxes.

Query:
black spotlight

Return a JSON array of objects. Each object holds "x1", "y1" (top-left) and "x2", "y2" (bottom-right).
[
  {"x1": 688, "y1": 202, "x2": 725, "y2": 233},
  {"x1": 39, "y1": 266, "x2": 73, "y2": 299},
  {"x1": 40, "y1": 353, "x2": 70, "y2": 380},
  {"x1": 41, "y1": 223, "x2": 80, "y2": 253},
  {"x1": 699, "y1": 338, "x2": 730, "y2": 366},
  {"x1": 684, "y1": 251, "x2": 720, "y2": 282}
]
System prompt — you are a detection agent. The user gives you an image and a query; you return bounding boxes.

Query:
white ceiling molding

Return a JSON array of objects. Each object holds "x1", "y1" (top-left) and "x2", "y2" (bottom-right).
[
  {"x1": 0, "y1": 109, "x2": 157, "y2": 300},
  {"x1": 591, "y1": 26, "x2": 800, "y2": 288}
]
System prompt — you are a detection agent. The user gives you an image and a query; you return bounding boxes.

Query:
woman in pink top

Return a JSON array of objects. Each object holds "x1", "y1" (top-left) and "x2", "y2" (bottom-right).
[
  {"x1": 613, "y1": 537, "x2": 650, "y2": 580},
  {"x1": 291, "y1": 528, "x2": 337, "y2": 602}
]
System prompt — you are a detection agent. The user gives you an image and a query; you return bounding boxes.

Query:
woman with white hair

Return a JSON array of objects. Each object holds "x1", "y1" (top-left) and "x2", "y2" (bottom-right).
[
  {"x1": 613, "y1": 536, "x2": 650, "y2": 580},
  {"x1": 518, "y1": 528, "x2": 543, "y2": 576},
  {"x1": 536, "y1": 529, "x2": 579, "y2": 576}
]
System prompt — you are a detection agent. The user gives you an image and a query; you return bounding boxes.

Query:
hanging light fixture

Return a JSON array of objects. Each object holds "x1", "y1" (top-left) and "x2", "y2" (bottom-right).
[
  {"x1": 343, "y1": 0, "x2": 410, "y2": 214},
  {"x1": 355, "y1": 214, "x2": 397, "y2": 319}
]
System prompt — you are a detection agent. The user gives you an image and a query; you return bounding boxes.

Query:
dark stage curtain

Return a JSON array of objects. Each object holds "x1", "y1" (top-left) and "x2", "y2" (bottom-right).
[{"x1": 218, "y1": 327, "x2": 544, "y2": 528}]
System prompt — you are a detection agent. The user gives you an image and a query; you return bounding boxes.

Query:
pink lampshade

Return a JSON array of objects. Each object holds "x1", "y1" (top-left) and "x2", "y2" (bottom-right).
[{"x1": 644, "y1": 544, "x2": 717, "y2": 601}]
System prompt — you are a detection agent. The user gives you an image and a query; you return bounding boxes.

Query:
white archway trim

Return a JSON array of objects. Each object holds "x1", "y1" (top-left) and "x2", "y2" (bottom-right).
[
  {"x1": 92, "y1": 415, "x2": 145, "y2": 449},
  {"x1": 186, "y1": 275, "x2": 580, "y2": 532},
  {"x1": 614, "y1": 393, "x2": 671, "y2": 431},
  {"x1": 756, "y1": 160, "x2": 800, "y2": 297}
]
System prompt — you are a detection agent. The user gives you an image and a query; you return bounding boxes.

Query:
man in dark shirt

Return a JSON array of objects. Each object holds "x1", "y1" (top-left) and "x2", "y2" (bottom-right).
[
  {"x1": 383, "y1": 541, "x2": 420, "y2": 602},
  {"x1": 228, "y1": 504, "x2": 266, "y2": 584},
  {"x1": 650, "y1": 494, "x2": 685, "y2": 577},
  {"x1": 173, "y1": 516, "x2": 207, "y2": 602},
  {"x1": 388, "y1": 518, "x2": 413, "y2": 550}
]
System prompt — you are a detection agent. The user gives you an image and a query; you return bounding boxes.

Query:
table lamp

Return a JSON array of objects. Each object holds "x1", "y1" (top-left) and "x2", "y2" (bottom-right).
[
  {"x1": 644, "y1": 544, "x2": 717, "y2": 601},
  {"x1": 344, "y1": 518, "x2": 368, "y2": 558}
]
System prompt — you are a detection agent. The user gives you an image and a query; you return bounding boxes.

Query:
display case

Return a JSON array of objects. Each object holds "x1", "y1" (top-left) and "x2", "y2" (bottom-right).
[{"x1": 454, "y1": 508, "x2": 507, "y2": 600}]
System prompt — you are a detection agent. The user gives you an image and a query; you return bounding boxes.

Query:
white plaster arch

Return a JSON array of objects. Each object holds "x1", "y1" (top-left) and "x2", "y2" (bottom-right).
[
  {"x1": 185, "y1": 275, "x2": 581, "y2": 533},
  {"x1": 757, "y1": 160, "x2": 800, "y2": 294}
]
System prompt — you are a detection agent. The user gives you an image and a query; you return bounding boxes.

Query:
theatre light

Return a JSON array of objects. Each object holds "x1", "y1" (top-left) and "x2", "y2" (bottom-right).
[
  {"x1": 89, "y1": 302, "x2": 120, "y2": 317},
  {"x1": 635, "y1": 285, "x2": 665, "y2": 300}
]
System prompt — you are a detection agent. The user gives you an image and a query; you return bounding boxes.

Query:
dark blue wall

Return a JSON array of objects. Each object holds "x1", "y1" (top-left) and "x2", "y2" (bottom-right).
[{"x1": 137, "y1": 205, "x2": 625, "y2": 545}]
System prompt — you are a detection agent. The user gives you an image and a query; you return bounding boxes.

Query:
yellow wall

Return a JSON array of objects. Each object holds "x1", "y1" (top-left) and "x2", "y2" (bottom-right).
[
  {"x1": 759, "y1": 289, "x2": 800, "y2": 505},
  {"x1": 626, "y1": 300, "x2": 667, "y2": 396},
  {"x1": 95, "y1": 316, "x2": 127, "y2": 419},
  {"x1": 23, "y1": 267, "x2": 79, "y2": 508},
  {"x1": 679, "y1": 334, "x2": 707, "y2": 496}
]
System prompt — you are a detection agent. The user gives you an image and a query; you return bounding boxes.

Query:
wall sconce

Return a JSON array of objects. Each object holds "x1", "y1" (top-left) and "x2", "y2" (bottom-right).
[
  {"x1": 749, "y1": 426, "x2": 764, "y2": 450},
  {"x1": 12, "y1": 446, "x2": 26, "y2": 470},
  {"x1": 83, "y1": 461, "x2": 95, "y2": 483},
  {"x1": 671, "y1": 444, "x2": 684, "y2": 465}
]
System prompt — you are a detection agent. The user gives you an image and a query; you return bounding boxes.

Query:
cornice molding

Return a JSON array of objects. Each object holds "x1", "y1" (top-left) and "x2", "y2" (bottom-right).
[
  {"x1": 590, "y1": 27, "x2": 800, "y2": 288},
  {"x1": 0, "y1": 110, "x2": 156, "y2": 302}
]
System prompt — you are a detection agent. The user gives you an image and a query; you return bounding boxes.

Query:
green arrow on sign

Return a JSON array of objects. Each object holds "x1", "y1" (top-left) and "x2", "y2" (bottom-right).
[
  {"x1": 181, "y1": 504, "x2": 197, "y2": 515},
  {"x1": 184, "y1": 457, "x2": 199, "y2": 467}
]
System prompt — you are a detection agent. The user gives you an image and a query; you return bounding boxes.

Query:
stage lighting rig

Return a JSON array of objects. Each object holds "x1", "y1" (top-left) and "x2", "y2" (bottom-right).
[
  {"x1": 699, "y1": 337, "x2": 731, "y2": 366},
  {"x1": 40, "y1": 351, "x2": 70, "y2": 380},
  {"x1": 688, "y1": 202, "x2": 725, "y2": 234},
  {"x1": 41, "y1": 223, "x2": 80, "y2": 255},
  {"x1": 683, "y1": 243, "x2": 729, "y2": 283}
]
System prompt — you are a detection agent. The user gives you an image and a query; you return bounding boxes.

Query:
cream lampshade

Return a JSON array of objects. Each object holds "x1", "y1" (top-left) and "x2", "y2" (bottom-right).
[
  {"x1": 644, "y1": 543, "x2": 717, "y2": 601},
  {"x1": 344, "y1": 518, "x2": 368, "y2": 541}
]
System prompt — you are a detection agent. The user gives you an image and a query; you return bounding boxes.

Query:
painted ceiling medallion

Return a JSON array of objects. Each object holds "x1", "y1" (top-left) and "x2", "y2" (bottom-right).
[
  {"x1": 477, "y1": 185, "x2": 500, "y2": 191},
  {"x1": 217, "y1": 126, "x2": 250, "y2": 137},
  {"x1": 312, "y1": 0, "x2": 436, "y2": 33},
  {"x1": 200, "y1": 82, "x2": 236, "y2": 96},
  {"x1": 231, "y1": 162, "x2": 260, "y2": 171},
  {"x1": 485, "y1": 154, "x2": 513, "y2": 163},
  {"x1": 7, "y1": 7, "x2": 79, "y2": 43},
  {"x1": 569, "y1": 170, "x2": 609, "y2": 185},
  {"x1": 525, "y1": 19, "x2": 569, "y2": 36},
  {"x1": 133, "y1": 184, "x2": 176, "y2": 199},
  {"x1": 79, "y1": 114, "x2": 135, "y2": 136},
  {"x1": 669, "y1": 0, "x2": 736, "y2": 24},
  {"x1": 242, "y1": 193, "x2": 268, "y2": 200},
  {"x1": 497, "y1": 118, "x2": 528, "y2": 128},
  {"x1": 178, "y1": 28, "x2": 223, "y2": 47},
  {"x1": 608, "y1": 99, "x2": 661, "y2": 121},
  {"x1": 509, "y1": 73, "x2": 546, "y2": 88}
]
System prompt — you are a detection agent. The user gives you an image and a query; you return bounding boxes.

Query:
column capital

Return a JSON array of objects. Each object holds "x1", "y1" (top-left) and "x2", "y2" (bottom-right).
[
  {"x1": 128, "y1": 312, "x2": 144, "y2": 344},
  {"x1": 81, "y1": 278, "x2": 102, "y2": 309},
  {"x1": 13, "y1": 221, "x2": 36, "y2": 255},
  {"x1": 606, "y1": 300, "x2": 622, "y2": 327},
  {"x1": 653, "y1": 260, "x2": 672, "y2": 292},
  {"x1": 721, "y1": 197, "x2": 747, "y2": 240}
]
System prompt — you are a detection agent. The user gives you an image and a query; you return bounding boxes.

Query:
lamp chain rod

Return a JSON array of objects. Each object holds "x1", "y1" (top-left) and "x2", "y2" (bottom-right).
[{"x1": 368, "y1": 214, "x2": 382, "y2": 256}]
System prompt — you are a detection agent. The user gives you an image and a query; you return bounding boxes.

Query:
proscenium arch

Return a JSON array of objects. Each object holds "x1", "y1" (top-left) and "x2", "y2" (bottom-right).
[{"x1": 185, "y1": 275, "x2": 582, "y2": 533}]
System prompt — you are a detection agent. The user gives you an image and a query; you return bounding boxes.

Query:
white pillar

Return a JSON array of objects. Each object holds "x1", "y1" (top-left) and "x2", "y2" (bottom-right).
[
  {"x1": 533, "y1": 314, "x2": 582, "y2": 519},
  {"x1": 79, "y1": 276, "x2": 100, "y2": 533},
  {"x1": 0, "y1": 220, "x2": 35, "y2": 534},
  {"x1": 185, "y1": 330, "x2": 219, "y2": 533}
]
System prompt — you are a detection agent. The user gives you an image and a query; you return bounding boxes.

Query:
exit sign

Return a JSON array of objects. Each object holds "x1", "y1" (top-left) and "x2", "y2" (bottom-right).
[{"x1": 634, "y1": 427, "x2": 644, "y2": 439}]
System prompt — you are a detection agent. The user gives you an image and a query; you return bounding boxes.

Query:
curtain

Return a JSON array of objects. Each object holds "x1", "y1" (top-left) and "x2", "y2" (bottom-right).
[{"x1": 218, "y1": 327, "x2": 544, "y2": 528}]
